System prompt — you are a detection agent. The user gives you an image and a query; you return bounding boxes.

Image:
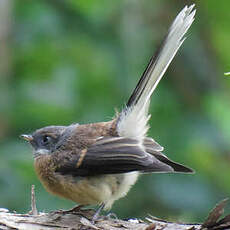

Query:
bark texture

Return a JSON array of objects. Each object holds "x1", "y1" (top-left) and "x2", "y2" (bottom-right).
[
  {"x1": 1, "y1": 199, "x2": 230, "y2": 230},
  {"x1": 0, "y1": 186, "x2": 229, "y2": 230}
]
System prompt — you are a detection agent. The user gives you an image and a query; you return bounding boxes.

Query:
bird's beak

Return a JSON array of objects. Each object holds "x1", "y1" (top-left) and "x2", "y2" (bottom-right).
[{"x1": 20, "y1": 134, "x2": 33, "y2": 142}]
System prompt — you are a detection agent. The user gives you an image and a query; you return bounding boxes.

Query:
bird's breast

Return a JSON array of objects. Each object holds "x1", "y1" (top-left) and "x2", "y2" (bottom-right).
[
  {"x1": 34, "y1": 155, "x2": 139, "y2": 208},
  {"x1": 34, "y1": 155, "x2": 115, "y2": 205}
]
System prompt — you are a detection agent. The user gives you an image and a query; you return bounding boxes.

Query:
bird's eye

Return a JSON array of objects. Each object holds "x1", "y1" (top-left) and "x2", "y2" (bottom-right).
[{"x1": 42, "y1": 135, "x2": 51, "y2": 144}]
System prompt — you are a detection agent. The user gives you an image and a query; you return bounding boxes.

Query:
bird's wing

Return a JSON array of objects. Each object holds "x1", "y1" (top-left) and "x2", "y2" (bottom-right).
[{"x1": 55, "y1": 136, "x2": 193, "y2": 177}]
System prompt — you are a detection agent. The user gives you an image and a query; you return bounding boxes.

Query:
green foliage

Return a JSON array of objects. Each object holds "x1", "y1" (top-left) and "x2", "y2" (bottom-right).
[{"x1": 1, "y1": 0, "x2": 230, "y2": 222}]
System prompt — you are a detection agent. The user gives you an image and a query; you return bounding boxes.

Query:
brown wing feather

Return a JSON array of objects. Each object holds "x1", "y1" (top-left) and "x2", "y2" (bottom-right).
[{"x1": 55, "y1": 137, "x2": 175, "y2": 177}]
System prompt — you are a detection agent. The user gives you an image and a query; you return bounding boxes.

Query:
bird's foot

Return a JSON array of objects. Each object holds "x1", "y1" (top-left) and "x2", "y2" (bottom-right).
[
  {"x1": 56, "y1": 205, "x2": 85, "y2": 214},
  {"x1": 105, "y1": 212, "x2": 118, "y2": 220}
]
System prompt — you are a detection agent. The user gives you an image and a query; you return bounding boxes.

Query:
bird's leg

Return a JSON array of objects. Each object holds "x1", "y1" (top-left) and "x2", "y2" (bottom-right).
[{"x1": 92, "y1": 203, "x2": 105, "y2": 222}]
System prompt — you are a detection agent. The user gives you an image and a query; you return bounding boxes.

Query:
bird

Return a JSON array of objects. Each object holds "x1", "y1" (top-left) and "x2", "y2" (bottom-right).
[{"x1": 21, "y1": 5, "x2": 196, "y2": 214}]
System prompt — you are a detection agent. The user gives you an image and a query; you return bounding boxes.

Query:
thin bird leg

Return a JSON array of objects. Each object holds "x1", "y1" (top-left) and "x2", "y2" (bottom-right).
[{"x1": 92, "y1": 203, "x2": 105, "y2": 221}]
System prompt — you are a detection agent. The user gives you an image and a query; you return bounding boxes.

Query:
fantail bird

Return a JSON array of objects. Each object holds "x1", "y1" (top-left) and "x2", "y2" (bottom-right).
[{"x1": 21, "y1": 5, "x2": 196, "y2": 211}]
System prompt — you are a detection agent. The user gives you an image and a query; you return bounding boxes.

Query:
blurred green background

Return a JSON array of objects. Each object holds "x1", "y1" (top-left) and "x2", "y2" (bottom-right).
[{"x1": 1, "y1": 0, "x2": 230, "y2": 222}]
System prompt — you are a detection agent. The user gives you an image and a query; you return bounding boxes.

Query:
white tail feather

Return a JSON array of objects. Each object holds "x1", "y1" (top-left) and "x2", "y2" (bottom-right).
[{"x1": 117, "y1": 5, "x2": 196, "y2": 141}]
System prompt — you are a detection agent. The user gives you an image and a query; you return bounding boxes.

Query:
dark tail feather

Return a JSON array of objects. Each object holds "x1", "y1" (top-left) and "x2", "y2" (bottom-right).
[
  {"x1": 126, "y1": 5, "x2": 196, "y2": 109},
  {"x1": 155, "y1": 155, "x2": 194, "y2": 173},
  {"x1": 145, "y1": 148, "x2": 194, "y2": 173}
]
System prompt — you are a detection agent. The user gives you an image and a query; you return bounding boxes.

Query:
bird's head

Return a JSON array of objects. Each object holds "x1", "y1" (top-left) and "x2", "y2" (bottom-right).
[{"x1": 21, "y1": 124, "x2": 78, "y2": 158}]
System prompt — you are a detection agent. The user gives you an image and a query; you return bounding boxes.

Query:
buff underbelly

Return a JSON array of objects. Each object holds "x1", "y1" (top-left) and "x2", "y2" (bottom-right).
[{"x1": 38, "y1": 171, "x2": 139, "y2": 210}]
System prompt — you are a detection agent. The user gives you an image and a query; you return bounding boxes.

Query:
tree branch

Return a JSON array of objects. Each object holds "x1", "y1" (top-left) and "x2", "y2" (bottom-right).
[{"x1": 0, "y1": 186, "x2": 229, "y2": 230}]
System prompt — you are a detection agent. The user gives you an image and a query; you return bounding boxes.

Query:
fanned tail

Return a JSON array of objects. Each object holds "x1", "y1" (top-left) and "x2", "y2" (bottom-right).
[{"x1": 117, "y1": 5, "x2": 196, "y2": 141}]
